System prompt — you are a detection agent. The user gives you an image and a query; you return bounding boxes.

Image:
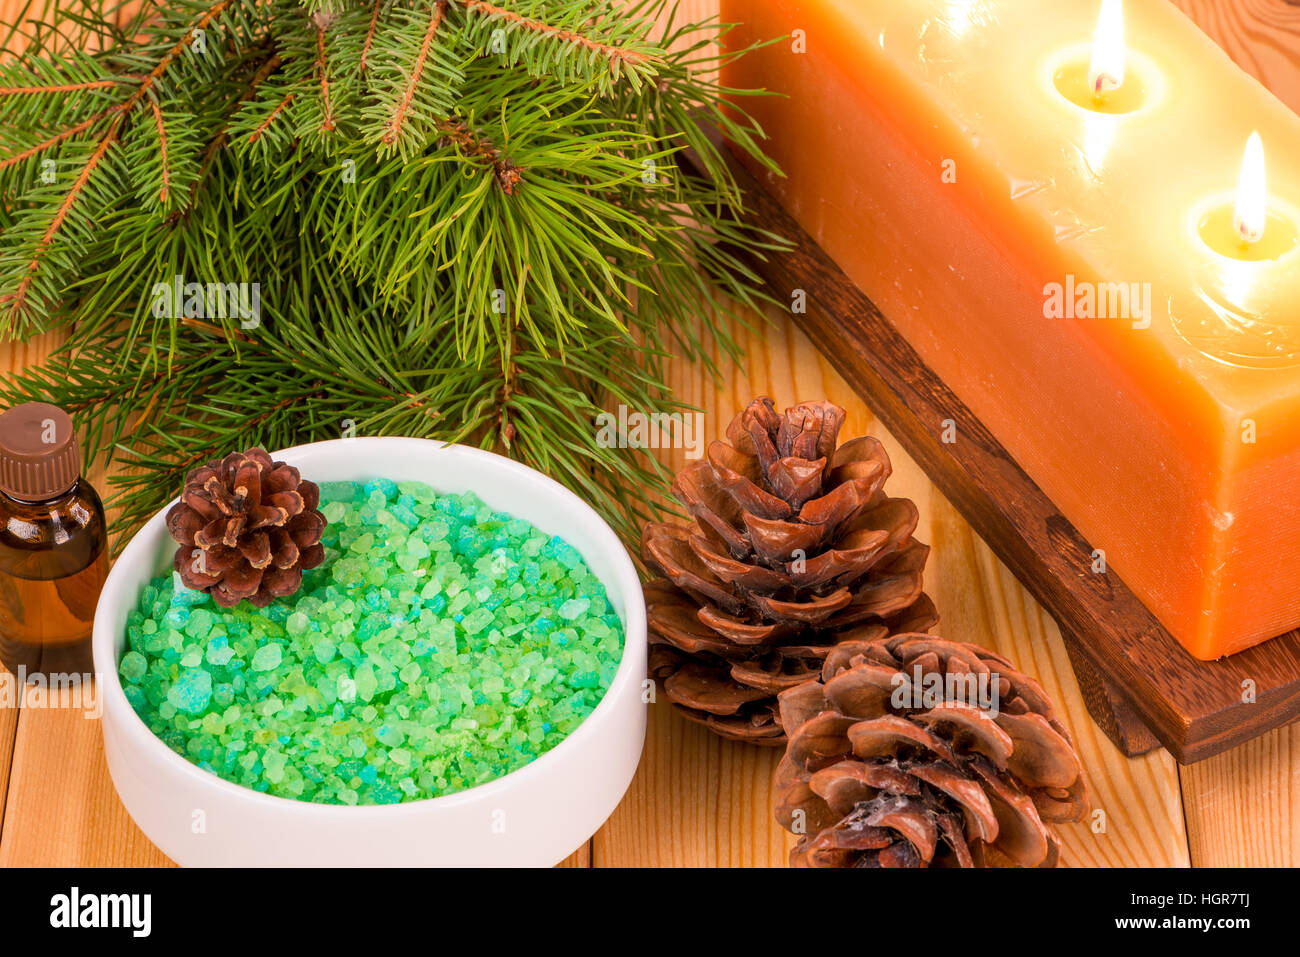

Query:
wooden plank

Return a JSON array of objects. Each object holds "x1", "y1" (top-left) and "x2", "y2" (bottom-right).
[
  {"x1": 591, "y1": 309, "x2": 1190, "y2": 866},
  {"x1": 594, "y1": 703, "x2": 793, "y2": 866},
  {"x1": 1182, "y1": 726, "x2": 1300, "y2": 866},
  {"x1": 0, "y1": 0, "x2": 47, "y2": 861},
  {"x1": 1171, "y1": 0, "x2": 1300, "y2": 114},
  {"x1": 556, "y1": 845, "x2": 592, "y2": 867},
  {"x1": 0, "y1": 682, "x2": 172, "y2": 867},
  {"x1": 0, "y1": 691, "x2": 15, "y2": 832}
]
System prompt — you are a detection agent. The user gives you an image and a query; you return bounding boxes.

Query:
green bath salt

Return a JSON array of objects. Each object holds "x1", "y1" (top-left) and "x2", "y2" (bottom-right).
[{"x1": 120, "y1": 479, "x2": 625, "y2": 805}]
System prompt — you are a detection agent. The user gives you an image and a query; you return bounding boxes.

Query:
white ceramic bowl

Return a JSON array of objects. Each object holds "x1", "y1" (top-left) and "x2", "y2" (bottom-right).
[{"x1": 93, "y1": 438, "x2": 647, "y2": 866}]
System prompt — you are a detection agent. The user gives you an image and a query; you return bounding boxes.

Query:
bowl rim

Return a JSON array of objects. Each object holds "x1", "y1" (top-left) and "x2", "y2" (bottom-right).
[{"x1": 93, "y1": 436, "x2": 647, "y2": 819}]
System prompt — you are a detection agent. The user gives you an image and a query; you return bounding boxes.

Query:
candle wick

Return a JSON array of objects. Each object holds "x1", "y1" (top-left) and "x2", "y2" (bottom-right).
[
  {"x1": 1234, "y1": 131, "x2": 1267, "y2": 247},
  {"x1": 1092, "y1": 72, "x2": 1119, "y2": 97}
]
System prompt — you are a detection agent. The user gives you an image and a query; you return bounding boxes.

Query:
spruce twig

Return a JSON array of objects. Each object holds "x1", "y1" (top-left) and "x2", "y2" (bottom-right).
[
  {"x1": 0, "y1": 109, "x2": 105, "y2": 170},
  {"x1": 147, "y1": 98, "x2": 171, "y2": 202},
  {"x1": 248, "y1": 91, "x2": 293, "y2": 143},
  {"x1": 358, "y1": 0, "x2": 382, "y2": 72},
  {"x1": 0, "y1": 0, "x2": 787, "y2": 551},
  {"x1": 461, "y1": 0, "x2": 656, "y2": 69},
  {"x1": 381, "y1": 0, "x2": 447, "y2": 148},
  {"x1": 312, "y1": 22, "x2": 335, "y2": 132}
]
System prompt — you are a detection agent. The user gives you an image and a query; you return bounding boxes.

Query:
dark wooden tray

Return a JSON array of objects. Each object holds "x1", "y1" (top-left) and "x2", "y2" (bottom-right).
[{"x1": 710, "y1": 152, "x2": 1300, "y2": 764}]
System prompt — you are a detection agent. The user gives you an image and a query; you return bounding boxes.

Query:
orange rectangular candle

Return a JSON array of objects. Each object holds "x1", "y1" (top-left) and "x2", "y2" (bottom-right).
[{"x1": 721, "y1": 0, "x2": 1300, "y2": 659}]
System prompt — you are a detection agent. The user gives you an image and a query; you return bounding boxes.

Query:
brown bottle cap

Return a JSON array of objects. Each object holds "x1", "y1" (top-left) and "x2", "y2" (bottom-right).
[{"x1": 0, "y1": 402, "x2": 81, "y2": 501}]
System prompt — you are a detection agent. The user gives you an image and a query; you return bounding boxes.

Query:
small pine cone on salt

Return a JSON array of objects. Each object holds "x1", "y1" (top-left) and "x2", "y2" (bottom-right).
[
  {"x1": 165, "y1": 447, "x2": 327, "y2": 608},
  {"x1": 641, "y1": 397, "x2": 937, "y2": 747},
  {"x1": 775, "y1": 634, "x2": 1089, "y2": 868}
]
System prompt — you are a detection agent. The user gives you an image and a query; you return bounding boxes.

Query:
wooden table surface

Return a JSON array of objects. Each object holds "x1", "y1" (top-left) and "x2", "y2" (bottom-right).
[{"x1": 2, "y1": 0, "x2": 1299, "y2": 868}]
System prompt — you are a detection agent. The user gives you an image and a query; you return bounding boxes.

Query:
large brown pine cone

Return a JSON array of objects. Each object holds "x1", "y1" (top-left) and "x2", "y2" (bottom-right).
[
  {"x1": 165, "y1": 447, "x2": 327, "y2": 608},
  {"x1": 641, "y1": 397, "x2": 937, "y2": 746},
  {"x1": 775, "y1": 634, "x2": 1089, "y2": 868}
]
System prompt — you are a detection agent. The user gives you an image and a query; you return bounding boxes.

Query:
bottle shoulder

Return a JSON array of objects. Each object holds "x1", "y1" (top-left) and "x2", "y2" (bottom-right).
[{"x1": 0, "y1": 478, "x2": 107, "y2": 576}]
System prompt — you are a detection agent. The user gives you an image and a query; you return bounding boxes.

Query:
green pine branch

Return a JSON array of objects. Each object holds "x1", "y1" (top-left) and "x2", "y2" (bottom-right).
[{"x1": 0, "y1": 0, "x2": 786, "y2": 552}]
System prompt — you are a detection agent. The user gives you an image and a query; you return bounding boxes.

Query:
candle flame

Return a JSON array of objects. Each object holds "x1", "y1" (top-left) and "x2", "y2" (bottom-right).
[
  {"x1": 1234, "y1": 131, "x2": 1267, "y2": 246},
  {"x1": 1089, "y1": 0, "x2": 1125, "y2": 96}
]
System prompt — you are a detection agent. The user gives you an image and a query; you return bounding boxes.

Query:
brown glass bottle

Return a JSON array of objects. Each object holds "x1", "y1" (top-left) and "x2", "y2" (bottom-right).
[{"x1": 0, "y1": 403, "x2": 108, "y2": 679}]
